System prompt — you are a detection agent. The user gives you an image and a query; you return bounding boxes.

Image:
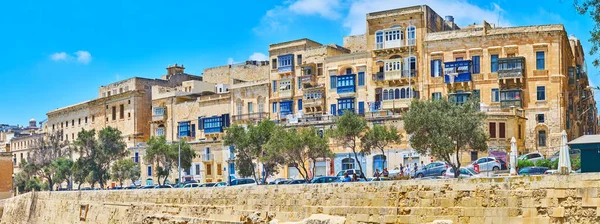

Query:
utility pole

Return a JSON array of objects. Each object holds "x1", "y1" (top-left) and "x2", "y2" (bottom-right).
[{"x1": 177, "y1": 140, "x2": 181, "y2": 185}]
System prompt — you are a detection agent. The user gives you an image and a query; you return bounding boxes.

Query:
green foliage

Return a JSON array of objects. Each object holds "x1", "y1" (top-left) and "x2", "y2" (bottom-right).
[
  {"x1": 50, "y1": 157, "x2": 74, "y2": 189},
  {"x1": 575, "y1": 0, "x2": 600, "y2": 66},
  {"x1": 551, "y1": 159, "x2": 559, "y2": 169},
  {"x1": 361, "y1": 125, "x2": 402, "y2": 170},
  {"x1": 404, "y1": 98, "x2": 488, "y2": 178},
  {"x1": 145, "y1": 136, "x2": 195, "y2": 185},
  {"x1": 111, "y1": 159, "x2": 141, "y2": 187},
  {"x1": 73, "y1": 127, "x2": 128, "y2": 188},
  {"x1": 27, "y1": 130, "x2": 70, "y2": 191},
  {"x1": 518, "y1": 159, "x2": 535, "y2": 168},
  {"x1": 534, "y1": 159, "x2": 553, "y2": 168},
  {"x1": 265, "y1": 127, "x2": 332, "y2": 181},
  {"x1": 332, "y1": 112, "x2": 368, "y2": 179},
  {"x1": 71, "y1": 159, "x2": 91, "y2": 190},
  {"x1": 224, "y1": 120, "x2": 280, "y2": 184},
  {"x1": 572, "y1": 155, "x2": 581, "y2": 171}
]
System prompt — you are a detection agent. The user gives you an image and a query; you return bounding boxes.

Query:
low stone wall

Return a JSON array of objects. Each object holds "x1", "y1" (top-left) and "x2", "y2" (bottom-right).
[{"x1": 2, "y1": 174, "x2": 600, "y2": 223}]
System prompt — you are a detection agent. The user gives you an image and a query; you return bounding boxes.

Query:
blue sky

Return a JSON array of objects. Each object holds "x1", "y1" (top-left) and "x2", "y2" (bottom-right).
[{"x1": 0, "y1": 0, "x2": 597, "y2": 126}]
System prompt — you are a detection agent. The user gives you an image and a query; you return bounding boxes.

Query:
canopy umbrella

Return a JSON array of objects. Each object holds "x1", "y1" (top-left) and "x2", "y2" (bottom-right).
[
  {"x1": 510, "y1": 137, "x2": 517, "y2": 175},
  {"x1": 558, "y1": 130, "x2": 571, "y2": 175}
]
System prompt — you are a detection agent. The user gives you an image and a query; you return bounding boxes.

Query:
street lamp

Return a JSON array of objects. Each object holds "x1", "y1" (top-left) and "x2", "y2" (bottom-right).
[{"x1": 177, "y1": 140, "x2": 181, "y2": 185}]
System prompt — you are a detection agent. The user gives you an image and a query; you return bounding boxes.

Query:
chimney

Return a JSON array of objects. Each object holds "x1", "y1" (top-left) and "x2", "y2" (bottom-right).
[
  {"x1": 445, "y1": 15, "x2": 455, "y2": 30},
  {"x1": 167, "y1": 63, "x2": 185, "y2": 76}
]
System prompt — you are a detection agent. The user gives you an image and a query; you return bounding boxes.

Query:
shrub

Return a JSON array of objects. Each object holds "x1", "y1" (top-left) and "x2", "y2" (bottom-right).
[
  {"x1": 572, "y1": 156, "x2": 581, "y2": 171},
  {"x1": 534, "y1": 159, "x2": 553, "y2": 168},
  {"x1": 518, "y1": 159, "x2": 534, "y2": 168}
]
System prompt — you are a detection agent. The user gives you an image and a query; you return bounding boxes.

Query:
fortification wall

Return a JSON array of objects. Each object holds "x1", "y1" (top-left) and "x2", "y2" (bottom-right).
[{"x1": 2, "y1": 174, "x2": 600, "y2": 223}]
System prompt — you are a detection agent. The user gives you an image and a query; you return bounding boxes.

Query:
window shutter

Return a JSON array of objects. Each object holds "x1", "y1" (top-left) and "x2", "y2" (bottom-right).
[
  {"x1": 330, "y1": 76, "x2": 337, "y2": 88},
  {"x1": 358, "y1": 72, "x2": 365, "y2": 86},
  {"x1": 499, "y1": 123, "x2": 506, "y2": 138},
  {"x1": 430, "y1": 60, "x2": 435, "y2": 77},
  {"x1": 198, "y1": 117, "x2": 204, "y2": 130}
]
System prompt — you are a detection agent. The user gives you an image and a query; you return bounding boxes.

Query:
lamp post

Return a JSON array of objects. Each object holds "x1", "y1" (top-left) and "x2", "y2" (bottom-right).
[{"x1": 177, "y1": 140, "x2": 181, "y2": 185}]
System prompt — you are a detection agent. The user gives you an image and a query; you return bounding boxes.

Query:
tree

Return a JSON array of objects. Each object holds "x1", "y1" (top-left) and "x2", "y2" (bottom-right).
[
  {"x1": 224, "y1": 120, "x2": 281, "y2": 184},
  {"x1": 145, "y1": 136, "x2": 195, "y2": 185},
  {"x1": 404, "y1": 99, "x2": 488, "y2": 178},
  {"x1": 28, "y1": 130, "x2": 69, "y2": 191},
  {"x1": 50, "y1": 157, "x2": 73, "y2": 190},
  {"x1": 361, "y1": 125, "x2": 402, "y2": 173},
  {"x1": 14, "y1": 161, "x2": 42, "y2": 193},
  {"x1": 575, "y1": 0, "x2": 600, "y2": 66},
  {"x1": 111, "y1": 159, "x2": 141, "y2": 187},
  {"x1": 71, "y1": 159, "x2": 91, "y2": 190},
  {"x1": 332, "y1": 112, "x2": 368, "y2": 180},
  {"x1": 265, "y1": 127, "x2": 331, "y2": 182}
]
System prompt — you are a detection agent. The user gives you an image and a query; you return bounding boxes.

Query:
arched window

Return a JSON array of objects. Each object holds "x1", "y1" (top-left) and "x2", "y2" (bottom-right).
[
  {"x1": 400, "y1": 88, "x2": 406, "y2": 99},
  {"x1": 342, "y1": 158, "x2": 355, "y2": 170},
  {"x1": 373, "y1": 155, "x2": 387, "y2": 171},
  {"x1": 394, "y1": 89, "x2": 400, "y2": 99},
  {"x1": 383, "y1": 90, "x2": 388, "y2": 100},
  {"x1": 388, "y1": 90, "x2": 394, "y2": 100},
  {"x1": 407, "y1": 25, "x2": 416, "y2": 45}
]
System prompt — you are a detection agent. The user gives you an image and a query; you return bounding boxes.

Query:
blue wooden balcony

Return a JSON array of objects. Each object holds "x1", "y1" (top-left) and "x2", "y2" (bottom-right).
[
  {"x1": 337, "y1": 86, "x2": 355, "y2": 94},
  {"x1": 444, "y1": 73, "x2": 472, "y2": 83}
]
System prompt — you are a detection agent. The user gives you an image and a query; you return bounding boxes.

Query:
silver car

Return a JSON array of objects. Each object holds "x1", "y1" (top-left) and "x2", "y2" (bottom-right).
[
  {"x1": 466, "y1": 157, "x2": 501, "y2": 172},
  {"x1": 518, "y1": 152, "x2": 544, "y2": 163}
]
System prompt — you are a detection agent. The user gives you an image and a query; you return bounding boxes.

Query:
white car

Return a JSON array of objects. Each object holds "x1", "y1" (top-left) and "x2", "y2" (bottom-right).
[
  {"x1": 466, "y1": 157, "x2": 501, "y2": 172},
  {"x1": 444, "y1": 167, "x2": 483, "y2": 178},
  {"x1": 518, "y1": 152, "x2": 545, "y2": 163}
]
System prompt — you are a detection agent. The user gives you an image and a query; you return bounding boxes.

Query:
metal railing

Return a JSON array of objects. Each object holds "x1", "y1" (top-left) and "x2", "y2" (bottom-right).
[
  {"x1": 232, "y1": 112, "x2": 269, "y2": 122},
  {"x1": 202, "y1": 154, "x2": 213, "y2": 161}
]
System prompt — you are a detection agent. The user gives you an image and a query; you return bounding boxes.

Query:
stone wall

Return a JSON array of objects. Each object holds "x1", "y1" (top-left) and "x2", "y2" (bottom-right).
[
  {"x1": 0, "y1": 153, "x2": 12, "y2": 200},
  {"x1": 4, "y1": 174, "x2": 600, "y2": 223}
]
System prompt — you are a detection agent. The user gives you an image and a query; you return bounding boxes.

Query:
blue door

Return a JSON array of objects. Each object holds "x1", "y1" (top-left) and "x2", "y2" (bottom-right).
[
  {"x1": 358, "y1": 101, "x2": 365, "y2": 115},
  {"x1": 330, "y1": 104, "x2": 337, "y2": 115}
]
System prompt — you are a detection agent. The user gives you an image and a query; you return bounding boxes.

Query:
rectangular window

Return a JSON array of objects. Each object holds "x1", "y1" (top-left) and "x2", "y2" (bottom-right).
[
  {"x1": 178, "y1": 121, "x2": 191, "y2": 137},
  {"x1": 272, "y1": 102, "x2": 277, "y2": 113},
  {"x1": 472, "y1": 56, "x2": 480, "y2": 74},
  {"x1": 147, "y1": 166, "x2": 152, "y2": 176},
  {"x1": 272, "y1": 81, "x2": 277, "y2": 92},
  {"x1": 72, "y1": 120, "x2": 74, "y2": 126},
  {"x1": 491, "y1": 54, "x2": 499, "y2": 72},
  {"x1": 430, "y1": 60, "x2": 442, "y2": 77},
  {"x1": 330, "y1": 76, "x2": 337, "y2": 88},
  {"x1": 92, "y1": 115, "x2": 95, "y2": 122},
  {"x1": 337, "y1": 98, "x2": 355, "y2": 115},
  {"x1": 358, "y1": 72, "x2": 365, "y2": 86},
  {"x1": 298, "y1": 99, "x2": 302, "y2": 110},
  {"x1": 206, "y1": 164, "x2": 212, "y2": 176},
  {"x1": 217, "y1": 164, "x2": 222, "y2": 175},
  {"x1": 431, "y1": 92, "x2": 442, "y2": 100},
  {"x1": 156, "y1": 127, "x2": 165, "y2": 136},
  {"x1": 297, "y1": 77, "x2": 302, "y2": 90},
  {"x1": 279, "y1": 101, "x2": 292, "y2": 115},
  {"x1": 489, "y1": 122, "x2": 496, "y2": 138},
  {"x1": 537, "y1": 114, "x2": 545, "y2": 123},
  {"x1": 358, "y1": 101, "x2": 365, "y2": 115},
  {"x1": 456, "y1": 57, "x2": 463, "y2": 61},
  {"x1": 78, "y1": 118, "x2": 81, "y2": 125},
  {"x1": 518, "y1": 124, "x2": 522, "y2": 139},
  {"x1": 119, "y1": 104, "x2": 124, "y2": 119},
  {"x1": 317, "y1": 63, "x2": 323, "y2": 76},
  {"x1": 248, "y1": 102, "x2": 253, "y2": 114},
  {"x1": 499, "y1": 122, "x2": 506, "y2": 139},
  {"x1": 134, "y1": 152, "x2": 139, "y2": 163},
  {"x1": 537, "y1": 86, "x2": 546, "y2": 101},
  {"x1": 346, "y1": 68, "x2": 352, "y2": 75},
  {"x1": 536, "y1": 51, "x2": 545, "y2": 70},
  {"x1": 330, "y1": 104, "x2": 337, "y2": 116},
  {"x1": 297, "y1": 54, "x2": 302, "y2": 65},
  {"x1": 491, "y1": 88, "x2": 499, "y2": 102},
  {"x1": 195, "y1": 164, "x2": 201, "y2": 176},
  {"x1": 229, "y1": 162, "x2": 235, "y2": 175},
  {"x1": 538, "y1": 130, "x2": 547, "y2": 147},
  {"x1": 85, "y1": 117, "x2": 88, "y2": 123},
  {"x1": 272, "y1": 58, "x2": 277, "y2": 69},
  {"x1": 112, "y1": 106, "x2": 116, "y2": 120}
]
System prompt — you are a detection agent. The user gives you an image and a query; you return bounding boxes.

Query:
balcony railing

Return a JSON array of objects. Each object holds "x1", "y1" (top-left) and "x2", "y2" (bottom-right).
[
  {"x1": 500, "y1": 99, "x2": 522, "y2": 109},
  {"x1": 152, "y1": 107, "x2": 167, "y2": 122},
  {"x1": 202, "y1": 154, "x2": 213, "y2": 162},
  {"x1": 303, "y1": 98, "x2": 324, "y2": 108},
  {"x1": 498, "y1": 68, "x2": 524, "y2": 79},
  {"x1": 278, "y1": 89, "x2": 292, "y2": 98},
  {"x1": 444, "y1": 73, "x2": 472, "y2": 83},
  {"x1": 278, "y1": 65, "x2": 292, "y2": 73},
  {"x1": 381, "y1": 99, "x2": 411, "y2": 109},
  {"x1": 232, "y1": 112, "x2": 269, "y2": 122},
  {"x1": 337, "y1": 86, "x2": 355, "y2": 94}
]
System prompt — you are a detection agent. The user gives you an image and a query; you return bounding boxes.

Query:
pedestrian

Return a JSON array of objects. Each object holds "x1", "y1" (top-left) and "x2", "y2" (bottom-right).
[
  {"x1": 403, "y1": 164, "x2": 411, "y2": 178},
  {"x1": 342, "y1": 172, "x2": 352, "y2": 182},
  {"x1": 420, "y1": 161, "x2": 426, "y2": 171},
  {"x1": 382, "y1": 168, "x2": 389, "y2": 178},
  {"x1": 413, "y1": 163, "x2": 418, "y2": 173},
  {"x1": 398, "y1": 164, "x2": 404, "y2": 176},
  {"x1": 352, "y1": 173, "x2": 358, "y2": 182},
  {"x1": 374, "y1": 168, "x2": 381, "y2": 180}
]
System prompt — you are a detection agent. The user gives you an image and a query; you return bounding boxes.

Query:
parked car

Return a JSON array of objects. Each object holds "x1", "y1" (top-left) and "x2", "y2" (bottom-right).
[
  {"x1": 269, "y1": 178, "x2": 291, "y2": 185},
  {"x1": 548, "y1": 149, "x2": 581, "y2": 162},
  {"x1": 414, "y1": 161, "x2": 448, "y2": 178},
  {"x1": 444, "y1": 167, "x2": 483, "y2": 178},
  {"x1": 110, "y1": 186, "x2": 123, "y2": 190},
  {"x1": 369, "y1": 177, "x2": 390, "y2": 182},
  {"x1": 310, "y1": 176, "x2": 339, "y2": 184},
  {"x1": 183, "y1": 183, "x2": 201, "y2": 188},
  {"x1": 154, "y1": 185, "x2": 173, "y2": 189},
  {"x1": 214, "y1": 182, "x2": 228, "y2": 187},
  {"x1": 124, "y1": 185, "x2": 137, "y2": 190},
  {"x1": 287, "y1": 179, "x2": 307, "y2": 184},
  {"x1": 199, "y1": 183, "x2": 216, "y2": 188},
  {"x1": 230, "y1": 178, "x2": 256, "y2": 186},
  {"x1": 335, "y1": 169, "x2": 364, "y2": 178},
  {"x1": 518, "y1": 152, "x2": 545, "y2": 163},
  {"x1": 518, "y1": 167, "x2": 548, "y2": 175},
  {"x1": 544, "y1": 169, "x2": 558, "y2": 175},
  {"x1": 80, "y1": 187, "x2": 92, "y2": 191},
  {"x1": 466, "y1": 157, "x2": 501, "y2": 172},
  {"x1": 140, "y1": 185, "x2": 157, "y2": 189}
]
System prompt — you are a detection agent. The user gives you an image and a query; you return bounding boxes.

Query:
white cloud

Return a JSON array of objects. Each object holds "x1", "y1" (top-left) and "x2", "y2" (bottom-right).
[
  {"x1": 254, "y1": 0, "x2": 342, "y2": 34},
  {"x1": 289, "y1": 0, "x2": 342, "y2": 20},
  {"x1": 249, "y1": 52, "x2": 269, "y2": 61},
  {"x1": 344, "y1": 0, "x2": 512, "y2": 35},
  {"x1": 74, "y1": 51, "x2": 92, "y2": 64},
  {"x1": 49, "y1": 50, "x2": 92, "y2": 64},
  {"x1": 50, "y1": 52, "x2": 68, "y2": 61},
  {"x1": 227, "y1": 57, "x2": 235, "y2": 65}
]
